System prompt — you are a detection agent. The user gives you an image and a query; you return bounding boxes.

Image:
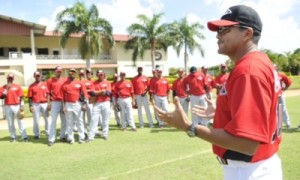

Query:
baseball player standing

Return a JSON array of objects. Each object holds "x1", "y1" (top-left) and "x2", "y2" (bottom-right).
[
  {"x1": 47, "y1": 66, "x2": 67, "y2": 146},
  {"x1": 79, "y1": 69, "x2": 94, "y2": 136},
  {"x1": 28, "y1": 71, "x2": 50, "y2": 139},
  {"x1": 154, "y1": 5, "x2": 283, "y2": 179},
  {"x1": 131, "y1": 67, "x2": 154, "y2": 128},
  {"x1": 150, "y1": 68, "x2": 170, "y2": 128},
  {"x1": 114, "y1": 72, "x2": 137, "y2": 131},
  {"x1": 149, "y1": 69, "x2": 159, "y2": 125},
  {"x1": 88, "y1": 70, "x2": 111, "y2": 141},
  {"x1": 110, "y1": 74, "x2": 121, "y2": 126},
  {"x1": 0, "y1": 73, "x2": 28, "y2": 142},
  {"x1": 214, "y1": 63, "x2": 229, "y2": 96},
  {"x1": 275, "y1": 65, "x2": 293, "y2": 128},
  {"x1": 61, "y1": 68, "x2": 88, "y2": 144},
  {"x1": 172, "y1": 69, "x2": 189, "y2": 114},
  {"x1": 183, "y1": 66, "x2": 209, "y2": 126},
  {"x1": 201, "y1": 66, "x2": 215, "y2": 99}
]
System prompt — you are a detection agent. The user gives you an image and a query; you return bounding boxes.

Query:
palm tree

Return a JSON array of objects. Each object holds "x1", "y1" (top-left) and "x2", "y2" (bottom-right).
[
  {"x1": 125, "y1": 13, "x2": 174, "y2": 69},
  {"x1": 55, "y1": 1, "x2": 113, "y2": 69},
  {"x1": 171, "y1": 17, "x2": 205, "y2": 73}
]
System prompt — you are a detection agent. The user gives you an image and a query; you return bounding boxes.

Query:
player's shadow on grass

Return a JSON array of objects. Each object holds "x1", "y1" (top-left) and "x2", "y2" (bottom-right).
[
  {"x1": 282, "y1": 127, "x2": 300, "y2": 133},
  {"x1": 150, "y1": 126, "x2": 181, "y2": 133}
]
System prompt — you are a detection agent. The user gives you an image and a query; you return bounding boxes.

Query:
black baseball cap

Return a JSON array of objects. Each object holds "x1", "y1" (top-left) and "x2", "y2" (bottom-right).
[
  {"x1": 190, "y1": 66, "x2": 197, "y2": 73},
  {"x1": 207, "y1": 5, "x2": 262, "y2": 36}
]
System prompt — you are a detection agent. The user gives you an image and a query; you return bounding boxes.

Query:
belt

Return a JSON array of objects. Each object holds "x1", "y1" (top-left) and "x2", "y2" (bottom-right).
[{"x1": 217, "y1": 156, "x2": 228, "y2": 165}]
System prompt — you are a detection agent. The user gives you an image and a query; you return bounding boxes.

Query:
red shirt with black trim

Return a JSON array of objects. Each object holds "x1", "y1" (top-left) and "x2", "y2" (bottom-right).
[
  {"x1": 150, "y1": 77, "x2": 170, "y2": 96},
  {"x1": 214, "y1": 73, "x2": 230, "y2": 95},
  {"x1": 213, "y1": 51, "x2": 281, "y2": 162},
  {"x1": 61, "y1": 79, "x2": 87, "y2": 103},
  {"x1": 278, "y1": 72, "x2": 292, "y2": 90},
  {"x1": 90, "y1": 79, "x2": 111, "y2": 102},
  {"x1": 183, "y1": 72, "x2": 206, "y2": 96},
  {"x1": 131, "y1": 75, "x2": 149, "y2": 95},
  {"x1": 28, "y1": 81, "x2": 49, "y2": 103},
  {"x1": 47, "y1": 77, "x2": 67, "y2": 101},
  {"x1": 172, "y1": 77, "x2": 187, "y2": 98},
  {"x1": 1, "y1": 84, "x2": 24, "y2": 105},
  {"x1": 114, "y1": 80, "x2": 133, "y2": 98}
]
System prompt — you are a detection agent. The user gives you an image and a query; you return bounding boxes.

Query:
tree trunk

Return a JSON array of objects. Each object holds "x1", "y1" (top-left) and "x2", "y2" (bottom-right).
[
  {"x1": 184, "y1": 41, "x2": 188, "y2": 74},
  {"x1": 86, "y1": 59, "x2": 91, "y2": 70},
  {"x1": 151, "y1": 41, "x2": 156, "y2": 69}
]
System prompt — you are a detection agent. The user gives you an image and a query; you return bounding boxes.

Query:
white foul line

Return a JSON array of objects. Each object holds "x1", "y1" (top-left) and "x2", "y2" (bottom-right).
[{"x1": 99, "y1": 149, "x2": 212, "y2": 179}]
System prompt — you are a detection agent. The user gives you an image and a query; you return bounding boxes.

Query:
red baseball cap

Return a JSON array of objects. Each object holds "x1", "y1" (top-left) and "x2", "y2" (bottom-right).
[
  {"x1": 55, "y1": 66, "x2": 63, "y2": 72},
  {"x1": 33, "y1": 71, "x2": 41, "y2": 77},
  {"x1": 7, "y1": 73, "x2": 14, "y2": 79}
]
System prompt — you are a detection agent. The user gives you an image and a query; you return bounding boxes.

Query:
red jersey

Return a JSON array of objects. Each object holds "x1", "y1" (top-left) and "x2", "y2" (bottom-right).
[
  {"x1": 214, "y1": 73, "x2": 230, "y2": 95},
  {"x1": 91, "y1": 80, "x2": 111, "y2": 102},
  {"x1": 131, "y1": 75, "x2": 149, "y2": 95},
  {"x1": 183, "y1": 72, "x2": 206, "y2": 96},
  {"x1": 28, "y1": 81, "x2": 49, "y2": 103},
  {"x1": 172, "y1": 77, "x2": 187, "y2": 98},
  {"x1": 61, "y1": 79, "x2": 87, "y2": 103},
  {"x1": 149, "y1": 77, "x2": 158, "y2": 94},
  {"x1": 1, "y1": 84, "x2": 24, "y2": 105},
  {"x1": 278, "y1": 72, "x2": 292, "y2": 90},
  {"x1": 81, "y1": 79, "x2": 93, "y2": 98},
  {"x1": 114, "y1": 80, "x2": 133, "y2": 98},
  {"x1": 150, "y1": 77, "x2": 170, "y2": 96},
  {"x1": 204, "y1": 74, "x2": 215, "y2": 92},
  {"x1": 47, "y1": 77, "x2": 67, "y2": 101},
  {"x1": 213, "y1": 51, "x2": 281, "y2": 162}
]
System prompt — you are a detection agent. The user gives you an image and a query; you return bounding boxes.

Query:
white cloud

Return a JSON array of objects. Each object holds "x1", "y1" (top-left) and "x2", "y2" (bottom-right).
[{"x1": 38, "y1": 5, "x2": 66, "y2": 30}]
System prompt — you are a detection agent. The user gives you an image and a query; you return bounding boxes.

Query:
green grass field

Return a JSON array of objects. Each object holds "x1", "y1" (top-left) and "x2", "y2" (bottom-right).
[{"x1": 0, "y1": 96, "x2": 299, "y2": 180}]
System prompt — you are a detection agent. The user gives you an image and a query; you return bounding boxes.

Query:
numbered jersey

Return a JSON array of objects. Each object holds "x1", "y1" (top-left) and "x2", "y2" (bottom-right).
[{"x1": 213, "y1": 51, "x2": 281, "y2": 163}]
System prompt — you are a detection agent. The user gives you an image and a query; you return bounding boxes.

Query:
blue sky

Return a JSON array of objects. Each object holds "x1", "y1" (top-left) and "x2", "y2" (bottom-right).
[{"x1": 1, "y1": 0, "x2": 300, "y2": 68}]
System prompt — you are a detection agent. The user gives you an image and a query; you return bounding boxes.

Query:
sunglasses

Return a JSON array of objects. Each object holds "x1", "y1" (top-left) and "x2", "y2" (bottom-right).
[{"x1": 217, "y1": 25, "x2": 249, "y2": 36}]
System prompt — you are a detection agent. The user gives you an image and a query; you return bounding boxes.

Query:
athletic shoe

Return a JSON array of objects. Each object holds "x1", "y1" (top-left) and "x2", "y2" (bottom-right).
[
  {"x1": 23, "y1": 138, "x2": 29, "y2": 142},
  {"x1": 102, "y1": 136, "x2": 108, "y2": 140},
  {"x1": 10, "y1": 138, "x2": 16, "y2": 143},
  {"x1": 34, "y1": 136, "x2": 40, "y2": 140},
  {"x1": 60, "y1": 138, "x2": 67, "y2": 142},
  {"x1": 68, "y1": 140, "x2": 74, "y2": 145},
  {"x1": 86, "y1": 139, "x2": 94, "y2": 143},
  {"x1": 78, "y1": 139, "x2": 85, "y2": 144},
  {"x1": 131, "y1": 128, "x2": 137, "y2": 132},
  {"x1": 48, "y1": 141, "x2": 54, "y2": 147}
]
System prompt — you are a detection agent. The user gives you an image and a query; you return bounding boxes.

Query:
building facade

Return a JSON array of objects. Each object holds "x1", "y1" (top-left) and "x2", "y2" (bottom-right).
[{"x1": 0, "y1": 14, "x2": 169, "y2": 86}]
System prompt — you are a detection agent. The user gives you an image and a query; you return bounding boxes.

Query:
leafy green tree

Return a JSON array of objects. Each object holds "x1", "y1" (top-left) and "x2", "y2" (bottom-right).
[
  {"x1": 125, "y1": 13, "x2": 174, "y2": 68},
  {"x1": 55, "y1": 1, "x2": 113, "y2": 69},
  {"x1": 171, "y1": 17, "x2": 205, "y2": 73}
]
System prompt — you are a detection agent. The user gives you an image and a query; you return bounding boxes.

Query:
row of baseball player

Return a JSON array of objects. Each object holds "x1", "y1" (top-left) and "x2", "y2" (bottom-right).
[{"x1": 0, "y1": 63, "x2": 292, "y2": 146}]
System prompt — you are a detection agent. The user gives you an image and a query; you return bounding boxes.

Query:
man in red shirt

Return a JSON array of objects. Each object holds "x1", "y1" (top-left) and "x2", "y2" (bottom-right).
[
  {"x1": 149, "y1": 69, "x2": 159, "y2": 125},
  {"x1": 172, "y1": 69, "x2": 189, "y2": 114},
  {"x1": 28, "y1": 71, "x2": 50, "y2": 139},
  {"x1": 47, "y1": 66, "x2": 67, "y2": 146},
  {"x1": 154, "y1": 5, "x2": 282, "y2": 179},
  {"x1": 201, "y1": 66, "x2": 215, "y2": 99},
  {"x1": 0, "y1": 73, "x2": 28, "y2": 142},
  {"x1": 61, "y1": 68, "x2": 88, "y2": 144},
  {"x1": 114, "y1": 72, "x2": 137, "y2": 131},
  {"x1": 275, "y1": 65, "x2": 292, "y2": 128},
  {"x1": 131, "y1": 67, "x2": 154, "y2": 128},
  {"x1": 111, "y1": 74, "x2": 121, "y2": 126},
  {"x1": 87, "y1": 70, "x2": 112, "y2": 141},
  {"x1": 79, "y1": 69, "x2": 94, "y2": 136},
  {"x1": 214, "y1": 63, "x2": 229, "y2": 96},
  {"x1": 183, "y1": 66, "x2": 209, "y2": 126},
  {"x1": 150, "y1": 67, "x2": 170, "y2": 128}
]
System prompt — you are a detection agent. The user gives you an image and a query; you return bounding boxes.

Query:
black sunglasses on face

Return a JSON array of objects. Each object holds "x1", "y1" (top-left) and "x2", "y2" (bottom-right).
[{"x1": 217, "y1": 25, "x2": 250, "y2": 36}]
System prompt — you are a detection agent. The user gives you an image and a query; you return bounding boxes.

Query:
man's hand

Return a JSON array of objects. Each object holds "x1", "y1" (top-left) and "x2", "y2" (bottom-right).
[
  {"x1": 81, "y1": 103, "x2": 87, "y2": 111},
  {"x1": 29, "y1": 106, "x2": 34, "y2": 113},
  {"x1": 47, "y1": 103, "x2": 51, "y2": 111},
  {"x1": 192, "y1": 97, "x2": 215, "y2": 119},
  {"x1": 154, "y1": 96, "x2": 191, "y2": 131}
]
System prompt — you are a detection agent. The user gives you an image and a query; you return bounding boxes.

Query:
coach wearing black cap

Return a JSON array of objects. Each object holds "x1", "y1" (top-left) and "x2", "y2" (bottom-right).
[{"x1": 154, "y1": 5, "x2": 282, "y2": 179}]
